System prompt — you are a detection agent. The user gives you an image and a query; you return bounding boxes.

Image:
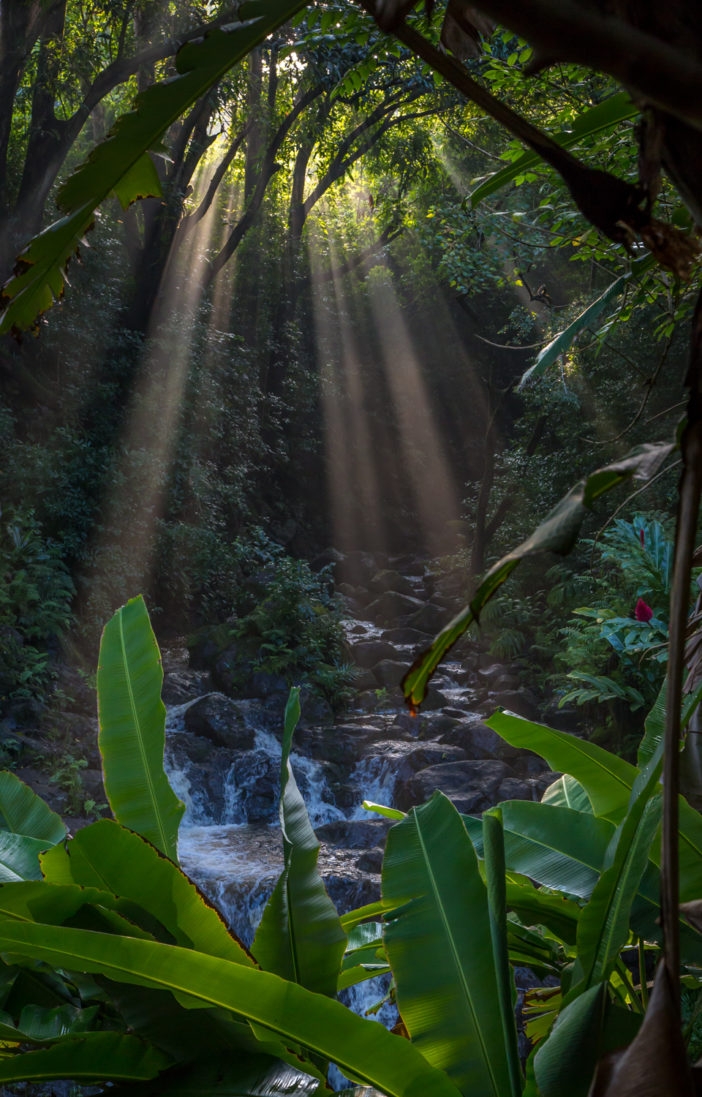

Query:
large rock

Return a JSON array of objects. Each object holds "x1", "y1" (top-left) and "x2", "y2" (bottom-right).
[
  {"x1": 352, "y1": 639, "x2": 400, "y2": 669},
  {"x1": 367, "y1": 569, "x2": 417, "y2": 598},
  {"x1": 372, "y1": 660, "x2": 410, "y2": 689},
  {"x1": 396, "y1": 759, "x2": 512, "y2": 813},
  {"x1": 316, "y1": 819, "x2": 391, "y2": 849},
  {"x1": 365, "y1": 591, "x2": 425, "y2": 624},
  {"x1": 184, "y1": 694, "x2": 255, "y2": 751},
  {"x1": 405, "y1": 602, "x2": 449, "y2": 635},
  {"x1": 403, "y1": 743, "x2": 467, "y2": 769},
  {"x1": 439, "y1": 717, "x2": 520, "y2": 761}
]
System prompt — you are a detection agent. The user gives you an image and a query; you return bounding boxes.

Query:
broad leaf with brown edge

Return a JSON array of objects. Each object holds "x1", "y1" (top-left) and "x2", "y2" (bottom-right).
[
  {"x1": 402, "y1": 441, "x2": 674, "y2": 712},
  {"x1": 588, "y1": 964, "x2": 693, "y2": 1097}
]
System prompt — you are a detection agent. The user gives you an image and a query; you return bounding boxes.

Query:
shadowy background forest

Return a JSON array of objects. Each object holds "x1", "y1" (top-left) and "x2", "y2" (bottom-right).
[{"x1": 0, "y1": 0, "x2": 693, "y2": 797}]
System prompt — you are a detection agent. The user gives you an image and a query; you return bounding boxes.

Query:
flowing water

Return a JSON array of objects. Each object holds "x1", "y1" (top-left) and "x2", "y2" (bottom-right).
[{"x1": 162, "y1": 565, "x2": 549, "y2": 1079}]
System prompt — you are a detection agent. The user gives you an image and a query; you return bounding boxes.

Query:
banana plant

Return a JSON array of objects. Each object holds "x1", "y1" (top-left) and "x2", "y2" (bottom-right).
[{"x1": 0, "y1": 597, "x2": 464, "y2": 1096}]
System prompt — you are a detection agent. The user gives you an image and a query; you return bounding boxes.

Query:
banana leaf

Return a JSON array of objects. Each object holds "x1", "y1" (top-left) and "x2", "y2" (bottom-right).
[
  {"x1": 97, "y1": 595, "x2": 184, "y2": 861},
  {"x1": 0, "y1": 1031, "x2": 169, "y2": 1083},
  {"x1": 107, "y1": 1053, "x2": 321, "y2": 1097},
  {"x1": 570, "y1": 790, "x2": 662, "y2": 997},
  {"x1": 382, "y1": 790, "x2": 519, "y2": 1097},
  {"x1": 0, "y1": 0, "x2": 309, "y2": 336},
  {"x1": 253, "y1": 688, "x2": 346, "y2": 997},
  {"x1": 0, "y1": 773, "x2": 66, "y2": 881},
  {"x1": 40, "y1": 819, "x2": 251, "y2": 963},
  {"x1": 465, "y1": 800, "x2": 615, "y2": 899},
  {"x1": 485, "y1": 712, "x2": 637, "y2": 822},
  {"x1": 541, "y1": 774, "x2": 593, "y2": 812},
  {"x1": 0, "y1": 919, "x2": 462, "y2": 1097}
]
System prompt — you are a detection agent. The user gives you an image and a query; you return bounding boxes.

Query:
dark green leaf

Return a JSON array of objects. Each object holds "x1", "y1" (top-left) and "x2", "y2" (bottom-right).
[
  {"x1": 383, "y1": 791, "x2": 516, "y2": 1097},
  {"x1": 97, "y1": 596, "x2": 184, "y2": 861},
  {"x1": 253, "y1": 688, "x2": 346, "y2": 997},
  {"x1": 402, "y1": 442, "x2": 674, "y2": 710}
]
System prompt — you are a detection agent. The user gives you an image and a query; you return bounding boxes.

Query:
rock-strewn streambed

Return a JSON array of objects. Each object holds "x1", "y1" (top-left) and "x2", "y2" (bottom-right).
[{"x1": 159, "y1": 550, "x2": 557, "y2": 1051}]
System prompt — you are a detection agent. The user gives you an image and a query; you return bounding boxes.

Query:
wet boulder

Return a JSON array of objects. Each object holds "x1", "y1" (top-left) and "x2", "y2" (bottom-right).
[
  {"x1": 372, "y1": 660, "x2": 410, "y2": 689},
  {"x1": 352, "y1": 639, "x2": 400, "y2": 669},
  {"x1": 439, "y1": 716, "x2": 520, "y2": 762},
  {"x1": 396, "y1": 759, "x2": 513, "y2": 814},
  {"x1": 405, "y1": 602, "x2": 448, "y2": 636},
  {"x1": 184, "y1": 694, "x2": 255, "y2": 751},
  {"x1": 368, "y1": 570, "x2": 416, "y2": 598},
  {"x1": 365, "y1": 591, "x2": 425, "y2": 625}
]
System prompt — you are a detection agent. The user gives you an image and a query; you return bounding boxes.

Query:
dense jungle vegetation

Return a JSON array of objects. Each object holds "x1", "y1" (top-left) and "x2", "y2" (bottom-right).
[{"x1": 1, "y1": 0, "x2": 702, "y2": 1092}]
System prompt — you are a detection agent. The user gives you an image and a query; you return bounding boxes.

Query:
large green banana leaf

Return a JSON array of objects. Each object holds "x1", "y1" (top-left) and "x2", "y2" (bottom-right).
[
  {"x1": 0, "y1": 772, "x2": 66, "y2": 881},
  {"x1": 531, "y1": 983, "x2": 641, "y2": 1097},
  {"x1": 485, "y1": 712, "x2": 637, "y2": 822},
  {"x1": 253, "y1": 688, "x2": 346, "y2": 996},
  {"x1": 97, "y1": 595, "x2": 184, "y2": 861},
  {"x1": 0, "y1": 772, "x2": 65, "y2": 845},
  {"x1": 504, "y1": 880, "x2": 581, "y2": 945},
  {"x1": 0, "y1": 920, "x2": 461, "y2": 1097},
  {"x1": 570, "y1": 790, "x2": 662, "y2": 997},
  {"x1": 463, "y1": 806, "x2": 702, "y2": 964},
  {"x1": 0, "y1": 1031, "x2": 169, "y2": 1083},
  {"x1": 106, "y1": 1053, "x2": 321, "y2": 1097},
  {"x1": 0, "y1": 0, "x2": 309, "y2": 336},
  {"x1": 464, "y1": 801, "x2": 614, "y2": 898},
  {"x1": 482, "y1": 810, "x2": 522, "y2": 1097},
  {"x1": 541, "y1": 774, "x2": 592, "y2": 812},
  {"x1": 40, "y1": 819, "x2": 251, "y2": 963},
  {"x1": 487, "y1": 711, "x2": 702, "y2": 912},
  {"x1": 382, "y1": 791, "x2": 519, "y2": 1097},
  {"x1": 0, "y1": 1002, "x2": 98, "y2": 1044}
]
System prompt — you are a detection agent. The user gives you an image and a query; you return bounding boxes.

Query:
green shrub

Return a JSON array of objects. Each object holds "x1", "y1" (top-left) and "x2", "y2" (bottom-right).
[
  {"x1": 189, "y1": 529, "x2": 355, "y2": 707},
  {"x1": 0, "y1": 508, "x2": 74, "y2": 708}
]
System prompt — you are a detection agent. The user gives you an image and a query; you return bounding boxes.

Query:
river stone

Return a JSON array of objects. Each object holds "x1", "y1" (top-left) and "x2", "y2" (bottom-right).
[
  {"x1": 493, "y1": 691, "x2": 540, "y2": 720},
  {"x1": 365, "y1": 591, "x2": 425, "y2": 624},
  {"x1": 439, "y1": 718, "x2": 519, "y2": 762},
  {"x1": 239, "y1": 671, "x2": 290, "y2": 701},
  {"x1": 211, "y1": 647, "x2": 243, "y2": 694},
  {"x1": 352, "y1": 639, "x2": 399, "y2": 668},
  {"x1": 356, "y1": 848, "x2": 384, "y2": 873},
  {"x1": 372, "y1": 660, "x2": 410, "y2": 690},
  {"x1": 184, "y1": 694, "x2": 255, "y2": 751},
  {"x1": 417, "y1": 687, "x2": 451, "y2": 712},
  {"x1": 388, "y1": 554, "x2": 426, "y2": 577},
  {"x1": 396, "y1": 759, "x2": 512, "y2": 813},
  {"x1": 495, "y1": 776, "x2": 539, "y2": 802},
  {"x1": 405, "y1": 602, "x2": 448, "y2": 635},
  {"x1": 316, "y1": 819, "x2": 391, "y2": 849},
  {"x1": 354, "y1": 669, "x2": 379, "y2": 691},
  {"x1": 404, "y1": 743, "x2": 467, "y2": 769},
  {"x1": 227, "y1": 751, "x2": 279, "y2": 823},
  {"x1": 368, "y1": 569, "x2": 416, "y2": 598}
]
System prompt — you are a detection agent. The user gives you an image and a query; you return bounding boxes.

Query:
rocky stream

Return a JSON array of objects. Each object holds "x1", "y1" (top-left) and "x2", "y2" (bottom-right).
[{"x1": 154, "y1": 551, "x2": 558, "y2": 1056}]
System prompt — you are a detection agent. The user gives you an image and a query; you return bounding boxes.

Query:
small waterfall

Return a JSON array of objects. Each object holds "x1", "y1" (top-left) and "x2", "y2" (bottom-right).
[{"x1": 349, "y1": 755, "x2": 399, "y2": 819}]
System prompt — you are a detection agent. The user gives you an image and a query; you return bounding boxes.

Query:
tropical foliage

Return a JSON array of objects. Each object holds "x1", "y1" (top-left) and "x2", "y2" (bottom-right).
[{"x1": 0, "y1": 596, "x2": 699, "y2": 1094}]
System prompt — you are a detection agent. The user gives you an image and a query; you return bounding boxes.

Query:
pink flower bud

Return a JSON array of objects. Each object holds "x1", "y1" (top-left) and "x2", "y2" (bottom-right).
[{"x1": 634, "y1": 598, "x2": 653, "y2": 623}]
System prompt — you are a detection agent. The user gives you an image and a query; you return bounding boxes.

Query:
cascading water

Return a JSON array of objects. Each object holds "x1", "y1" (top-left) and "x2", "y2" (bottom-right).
[{"x1": 160, "y1": 562, "x2": 550, "y2": 1084}]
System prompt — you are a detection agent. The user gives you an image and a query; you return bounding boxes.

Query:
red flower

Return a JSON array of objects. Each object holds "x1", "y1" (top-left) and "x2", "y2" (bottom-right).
[{"x1": 634, "y1": 598, "x2": 653, "y2": 623}]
